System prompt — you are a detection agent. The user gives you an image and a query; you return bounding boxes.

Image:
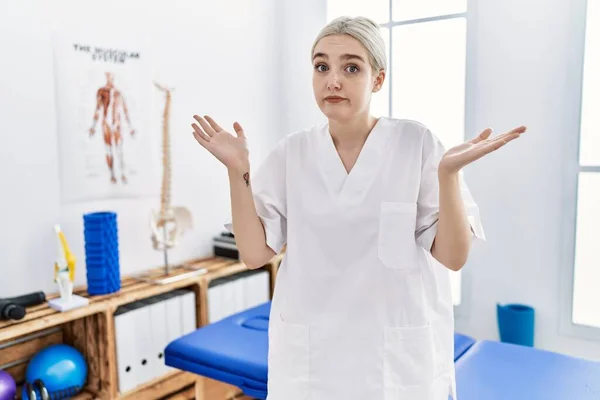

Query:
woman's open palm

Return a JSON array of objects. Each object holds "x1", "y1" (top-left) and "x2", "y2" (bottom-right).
[
  {"x1": 439, "y1": 125, "x2": 527, "y2": 174},
  {"x1": 191, "y1": 115, "x2": 249, "y2": 170}
]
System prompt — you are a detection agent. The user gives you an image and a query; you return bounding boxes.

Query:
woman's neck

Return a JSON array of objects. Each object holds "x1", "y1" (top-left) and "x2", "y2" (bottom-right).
[{"x1": 328, "y1": 113, "x2": 379, "y2": 150}]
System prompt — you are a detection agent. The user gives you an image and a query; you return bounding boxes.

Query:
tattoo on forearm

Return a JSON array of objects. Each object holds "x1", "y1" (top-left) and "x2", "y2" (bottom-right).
[{"x1": 243, "y1": 172, "x2": 249, "y2": 187}]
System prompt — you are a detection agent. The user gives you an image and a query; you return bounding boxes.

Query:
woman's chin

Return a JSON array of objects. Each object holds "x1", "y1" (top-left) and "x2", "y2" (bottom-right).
[{"x1": 321, "y1": 106, "x2": 353, "y2": 121}]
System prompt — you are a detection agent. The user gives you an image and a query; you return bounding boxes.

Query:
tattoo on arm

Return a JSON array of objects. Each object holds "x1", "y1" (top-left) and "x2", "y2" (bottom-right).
[{"x1": 243, "y1": 172, "x2": 249, "y2": 187}]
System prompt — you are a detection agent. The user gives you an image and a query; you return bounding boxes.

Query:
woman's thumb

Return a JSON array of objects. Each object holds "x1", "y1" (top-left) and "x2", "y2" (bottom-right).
[{"x1": 233, "y1": 122, "x2": 245, "y2": 138}]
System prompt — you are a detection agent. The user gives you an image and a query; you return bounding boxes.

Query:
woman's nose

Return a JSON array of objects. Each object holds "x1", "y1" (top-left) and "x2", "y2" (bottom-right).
[{"x1": 327, "y1": 77, "x2": 341, "y2": 91}]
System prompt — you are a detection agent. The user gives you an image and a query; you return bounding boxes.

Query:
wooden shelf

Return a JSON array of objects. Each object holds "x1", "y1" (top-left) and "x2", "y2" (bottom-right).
[
  {"x1": 71, "y1": 390, "x2": 96, "y2": 399},
  {"x1": 0, "y1": 254, "x2": 282, "y2": 400},
  {"x1": 0, "y1": 257, "x2": 237, "y2": 342},
  {"x1": 118, "y1": 370, "x2": 197, "y2": 399}
]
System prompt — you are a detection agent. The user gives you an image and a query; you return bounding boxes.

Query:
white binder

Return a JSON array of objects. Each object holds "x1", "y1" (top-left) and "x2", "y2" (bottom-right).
[
  {"x1": 243, "y1": 274, "x2": 256, "y2": 310},
  {"x1": 208, "y1": 277, "x2": 229, "y2": 323},
  {"x1": 142, "y1": 295, "x2": 170, "y2": 380},
  {"x1": 232, "y1": 277, "x2": 245, "y2": 315},
  {"x1": 164, "y1": 291, "x2": 182, "y2": 372},
  {"x1": 129, "y1": 303, "x2": 154, "y2": 386},
  {"x1": 244, "y1": 270, "x2": 270, "y2": 308},
  {"x1": 179, "y1": 289, "x2": 197, "y2": 335},
  {"x1": 208, "y1": 282, "x2": 221, "y2": 323},
  {"x1": 255, "y1": 270, "x2": 270, "y2": 305},
  {"x1": 115, "y1": 305, "x2": 138, "y2": 394},
  {"x1": 221, "y1": 277, "x2": 236, "y2": 319}
]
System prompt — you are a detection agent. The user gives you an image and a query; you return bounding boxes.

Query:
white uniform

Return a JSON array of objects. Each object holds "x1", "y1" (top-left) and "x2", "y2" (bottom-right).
[{"x1": 226, "y1": 117, "x2": 486, "y2": 400}]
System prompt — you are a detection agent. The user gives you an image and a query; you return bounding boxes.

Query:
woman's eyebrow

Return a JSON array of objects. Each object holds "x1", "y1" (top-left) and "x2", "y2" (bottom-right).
[
  {"x1": 340, "y1": 53, "x2": 365, "y2": 63},
  {"x1": 312, "y1": 53, "x2": 365, "y2": 63}
]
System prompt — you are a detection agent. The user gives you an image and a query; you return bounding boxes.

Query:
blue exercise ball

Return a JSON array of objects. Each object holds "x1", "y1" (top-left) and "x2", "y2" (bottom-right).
[{"x1": 24, "y1": 344, "x2": 87, "y2": 399}]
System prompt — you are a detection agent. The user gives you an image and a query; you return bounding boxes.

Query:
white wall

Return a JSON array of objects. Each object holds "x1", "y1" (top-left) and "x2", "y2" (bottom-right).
[
  {"x1": 0, "y1": 0, "x2": 284, "y2": 296},
  {"x1": 277, "y1": 0, "x2": 328, "y2": 134}
]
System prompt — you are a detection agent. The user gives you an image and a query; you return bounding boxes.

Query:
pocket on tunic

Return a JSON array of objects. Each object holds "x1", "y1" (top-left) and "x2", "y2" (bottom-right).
[
  {"x1": 378, "y1": 202, "x2": 420, "y2": 270},
  {"x1": 383, "y1": 323, "x2": 436, "y2": 400},
  {"x1": 268, "y1": 319, "x2": 310, "y2": 400}
]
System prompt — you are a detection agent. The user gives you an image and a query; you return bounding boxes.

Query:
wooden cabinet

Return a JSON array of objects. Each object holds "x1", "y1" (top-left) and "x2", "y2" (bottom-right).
[{"x1": 0, "y1": 255, "x2": 281, "y2": 399}]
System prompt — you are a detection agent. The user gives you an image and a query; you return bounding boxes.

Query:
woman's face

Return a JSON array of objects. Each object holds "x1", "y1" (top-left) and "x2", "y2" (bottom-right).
[{"x1": 312, "y1": 34, "x2": 384, "y2": 123}]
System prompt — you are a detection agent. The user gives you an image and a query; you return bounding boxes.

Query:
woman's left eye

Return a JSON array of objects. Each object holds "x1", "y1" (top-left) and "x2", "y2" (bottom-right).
[{"x1": 346, "y1": 65, "x2": 359, "y2": 73}]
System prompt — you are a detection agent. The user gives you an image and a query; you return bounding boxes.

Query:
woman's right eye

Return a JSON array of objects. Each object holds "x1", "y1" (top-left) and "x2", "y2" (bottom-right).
[{"x1": 315, "y1": 64, "x2": 328, "y2": 72}]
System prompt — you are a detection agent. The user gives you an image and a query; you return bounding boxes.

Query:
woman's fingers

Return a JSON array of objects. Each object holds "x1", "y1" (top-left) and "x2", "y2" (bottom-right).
[
  {"x1": 488, "y1": 126, "x2": 526, "y2": 144},
  {"x1": 479, "y1": 131, "x2": 521, "y2": 154},
  {"x1": 204, "y1": 115, "x2": 224, "y2": 133},
  {"x1": 470, "y1": 128, "x2": 493, "y2": 144},
  {"x1": 193, "y1": 115, "x2": 216, "y2": 137},
  {"x1": 192, "y1": 115, "x2": 246, "y2": 145},
  {"x1": 471, "y1": 125, "x2": 526, "y2": 146},
  {"x1": 233, "y1": 122, "x2": 245, "y2": 138},
  {"x1": 192, "y1": 124, "x2": 211, "y2": 143}
]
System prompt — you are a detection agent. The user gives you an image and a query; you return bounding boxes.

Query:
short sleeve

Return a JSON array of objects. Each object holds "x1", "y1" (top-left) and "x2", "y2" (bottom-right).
[
  {"x1": 415, "y1": 129, "x2": 486, "y2": 252},
  {"x1": 223, "y1": 138, "x2": 287, "y2": 254}
]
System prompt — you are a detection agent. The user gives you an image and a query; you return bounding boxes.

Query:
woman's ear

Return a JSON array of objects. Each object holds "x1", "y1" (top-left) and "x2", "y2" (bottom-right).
[{"x1": 372, "y1": 69, "x2": 386, "y2": 92}]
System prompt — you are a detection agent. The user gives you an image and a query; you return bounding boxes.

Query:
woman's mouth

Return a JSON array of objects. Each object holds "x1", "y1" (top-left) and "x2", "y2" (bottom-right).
[{"x1": 325, "y1": 96, "x2": 346, "y2": 103}]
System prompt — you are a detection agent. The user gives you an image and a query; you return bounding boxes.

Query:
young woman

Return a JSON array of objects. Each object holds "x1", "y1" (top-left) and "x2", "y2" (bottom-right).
[{"x1": 191, "y1": 15, "x2": 525, "y2": 400}]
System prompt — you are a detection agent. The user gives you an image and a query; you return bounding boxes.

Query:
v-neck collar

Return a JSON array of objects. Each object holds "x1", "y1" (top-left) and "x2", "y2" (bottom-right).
[{"x1": 317, "y1": 117, "x2": 393, "y2": 205}]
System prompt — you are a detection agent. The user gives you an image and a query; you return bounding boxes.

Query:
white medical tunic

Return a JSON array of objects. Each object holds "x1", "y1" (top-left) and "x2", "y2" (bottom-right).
[{"x1": 225, "y1": 117, "x2": 486, "y2": 400}]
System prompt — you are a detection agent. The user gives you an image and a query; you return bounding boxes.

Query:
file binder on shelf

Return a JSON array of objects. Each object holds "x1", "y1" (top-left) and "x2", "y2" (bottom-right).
[
  {"x1": 114, "y1": 288, "x2": 198, "y2": 391},
  {"x1": 140, "y1": 294, "x2": 170, "y2": 381},
  {"x1": 177, "y1": 289, "x2": 197, "y2": 335},
  {"x1": 114, "y1": 304, "x2": 138, "y2": 394},
  {"x1": 206, "y1": 269, "x2": 270, "y2": 323}
]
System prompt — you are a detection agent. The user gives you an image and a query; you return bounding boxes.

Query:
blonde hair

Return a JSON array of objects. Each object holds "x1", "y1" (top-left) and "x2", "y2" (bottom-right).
[{"x1": 311, "y1": 16, "x2": 387, "y2": 73}]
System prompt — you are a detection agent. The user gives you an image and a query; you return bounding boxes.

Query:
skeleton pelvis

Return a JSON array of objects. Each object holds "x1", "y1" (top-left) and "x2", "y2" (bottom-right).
[{"x1": 149, "y1": 206, "x2": 193, "y2": 249}]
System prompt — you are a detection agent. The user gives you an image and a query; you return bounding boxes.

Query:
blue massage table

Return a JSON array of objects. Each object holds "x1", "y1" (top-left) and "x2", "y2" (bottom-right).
[
  {"x1": 165, "y1": 302, "x2": 270, "y2": 398},
  {"x1": 165, "y1": 301, "x2": 600, "y2": 399},
  {"x1": 455, "y1": 339, "x2": 600, "y2": 399}
]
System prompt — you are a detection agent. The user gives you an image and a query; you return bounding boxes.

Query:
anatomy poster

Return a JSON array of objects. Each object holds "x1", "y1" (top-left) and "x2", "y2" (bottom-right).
[{"x1": 52, "y1": 33, "x2": 159, "y2": 203}]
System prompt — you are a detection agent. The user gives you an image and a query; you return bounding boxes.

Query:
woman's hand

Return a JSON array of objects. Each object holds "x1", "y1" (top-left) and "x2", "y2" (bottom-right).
[
  {"x1": 438, "y1": 125, "x2": 527, "y2": 176},
  {"x1": 191, "y1": 115, "x2": 249, "y2": 171}
]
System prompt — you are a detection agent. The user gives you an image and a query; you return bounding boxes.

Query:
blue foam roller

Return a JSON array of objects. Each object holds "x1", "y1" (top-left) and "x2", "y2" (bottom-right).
[
  {"x1": 83, "y1": 211, "x2": 116, "y2": 222},
  {"x1": 83, "y1": 211, "x2": 120, "y2": 295}
]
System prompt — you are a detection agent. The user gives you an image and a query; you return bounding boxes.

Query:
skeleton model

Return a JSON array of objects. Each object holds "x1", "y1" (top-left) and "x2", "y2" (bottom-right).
[{"x1": 149, "y1": 82, "x2": 193, "y2": 274}]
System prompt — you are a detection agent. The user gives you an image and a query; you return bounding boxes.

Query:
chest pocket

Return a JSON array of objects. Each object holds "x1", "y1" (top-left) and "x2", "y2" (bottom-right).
[{"x1": 378, "y1": 202, "x2": 421, "y2": 270}]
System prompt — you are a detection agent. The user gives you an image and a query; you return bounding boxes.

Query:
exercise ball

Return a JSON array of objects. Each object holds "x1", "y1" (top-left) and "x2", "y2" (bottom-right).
[
  {"x1": 0, "y1": 371, "x2": 16, "y2": 400},
  {"x1": 24, "y1": 344, "x2": 87, "y2": 398}
]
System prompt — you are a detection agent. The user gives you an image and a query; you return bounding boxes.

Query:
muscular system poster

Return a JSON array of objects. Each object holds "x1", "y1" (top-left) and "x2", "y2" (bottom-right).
[{"x1": 52, "y1": 33, "x2": 157, "y2": 203}]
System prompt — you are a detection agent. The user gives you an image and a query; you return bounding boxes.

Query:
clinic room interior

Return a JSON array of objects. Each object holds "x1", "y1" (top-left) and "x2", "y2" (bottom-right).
[{"x1": 1, "y1": 0, "x2": 599, "y2": 399}]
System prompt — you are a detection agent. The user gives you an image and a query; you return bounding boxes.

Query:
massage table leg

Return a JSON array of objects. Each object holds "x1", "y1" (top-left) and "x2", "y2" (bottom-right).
[{"x1": 194, "y1": 377, "x2": 205, "y2": 400}]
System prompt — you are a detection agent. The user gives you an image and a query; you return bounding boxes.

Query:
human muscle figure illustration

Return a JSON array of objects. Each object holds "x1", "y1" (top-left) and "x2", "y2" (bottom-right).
[{"x1": 89, "y1": 72, "x2": 135, "y2": 183}]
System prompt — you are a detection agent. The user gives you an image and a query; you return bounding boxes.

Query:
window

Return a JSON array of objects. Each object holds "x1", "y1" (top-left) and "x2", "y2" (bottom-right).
[
  {"x1": 327, "y1": 0, "x2": 467, "y2": 148},
  {"x1": 327, "y1": 1, "x2": 469, "y2": 305},
  {"x1": 572, "y1": 0, "x2": 600, "y2": 330}
]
